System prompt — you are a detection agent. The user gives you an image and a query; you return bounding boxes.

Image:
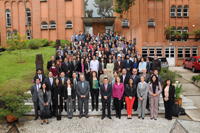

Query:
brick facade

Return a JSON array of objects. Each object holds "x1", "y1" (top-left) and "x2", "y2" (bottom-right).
[{"x1": 0, "y1": 0, "x2": 200, "y2": 66}]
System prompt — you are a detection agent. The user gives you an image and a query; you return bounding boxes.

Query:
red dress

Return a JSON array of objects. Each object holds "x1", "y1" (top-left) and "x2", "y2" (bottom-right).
[{"x1": 50, "y1": 67, "x2": 58, "y2": 77}]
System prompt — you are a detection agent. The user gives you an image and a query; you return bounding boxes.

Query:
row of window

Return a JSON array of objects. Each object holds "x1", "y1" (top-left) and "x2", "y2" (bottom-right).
[
  {"x1": 171, "y1": 5, "x2": 189, "y2": 17},
  {"x1": 41, "y1": 21, "x2": 73, "y2": 29},
  {"x1": 122, "y1": 19, "x2": 155, "y2": 28},
  {"x1": 142, "y1": 46, "x2": 198, "y2": 58},
  {"x1": 6, "y1": 9, "x2": 31, "y2": 27},
  {"x1": 7, "y1": 30, "x2": 31, "y2": 40},
  {"x1": 171, "y1": 27, "x2": 188, "y2": 42}
]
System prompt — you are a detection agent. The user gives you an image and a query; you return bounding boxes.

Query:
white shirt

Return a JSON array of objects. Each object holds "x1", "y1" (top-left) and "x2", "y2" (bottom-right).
[
  {"x1": 49, "y1": 77, "x2": 53, "y2": 86},
  {"x1": 123, "y1": 75, "x2": 126, "y2": 83},
  {"x1": 36, "y1": 83, "x2": 41, "y2": 92},
  {"x1": 38, "y1": 74, "x2": 42, "y2": 82},
  {"x1": 90, "y1": 60, "x2": 99, "y2": 72},
  {"x1": 67, "y1": 87, "x2": 72, "y2": 96}
]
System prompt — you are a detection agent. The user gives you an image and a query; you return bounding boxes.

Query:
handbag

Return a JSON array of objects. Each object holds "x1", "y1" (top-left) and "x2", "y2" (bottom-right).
[
  {"x1": 172, "y1": 103, "x2": 180, "y2": 117},
  {"x1": 40, "y1": 105, "x2": 52, "y2": 119}
]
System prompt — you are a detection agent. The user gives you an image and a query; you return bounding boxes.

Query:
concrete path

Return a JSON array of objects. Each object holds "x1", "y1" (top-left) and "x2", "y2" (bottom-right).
[{"x1": 169, "y1": 67, "x2": 200, "y2": 122}]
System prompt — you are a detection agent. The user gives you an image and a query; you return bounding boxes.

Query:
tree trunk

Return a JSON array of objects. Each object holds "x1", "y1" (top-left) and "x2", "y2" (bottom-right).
[
  {"x1": 19, "y1": 50, "x2": 22, "y2": 63},
  {"x1": 23, "y1": 0, "x2": 32, "y2": 39}
]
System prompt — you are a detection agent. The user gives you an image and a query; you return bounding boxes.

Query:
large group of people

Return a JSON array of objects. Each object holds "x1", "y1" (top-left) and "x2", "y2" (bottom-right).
[{"x1": 31, "y1": 31, "x2": 175, "y2": 125}]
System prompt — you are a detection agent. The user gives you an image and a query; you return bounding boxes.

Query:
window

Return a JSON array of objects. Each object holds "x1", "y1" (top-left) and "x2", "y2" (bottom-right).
[
  {"x1": 26, "y1": 30, "x2": 31, "y2": 39},
  {"x1": 191, "y1": 58, "x2": 196, "y2": 62},
  {"x1": 148, "y1": 19, "x2": 155, "y2": 27},
  {"x1": 6, "y1": 9, "x2": 11, "y2": 27},
  {"x1": 171, "y1": 5, "x2": 176, "y2": 17},
  {"x1": 149, "y1": 47, "x2": 155, "y2": 56},
  {"x1": 192, "y1": 46, "x2": 198, "y2": 56},
  {"x1": 183, "y1": 6, "x2": 189, "y2": 17},
  {"x1": 7, "y1": 30, "x2": 12, "y2": 39},
  {"x1": 122, "y1": 19, "x2": 129, "y2": 27},
  {"x1": 177, "y1": 6, "x2": 182, "y2": 17},
  {"x1": 156, "y1": 47, "x2": 162, "y2": 57},
  {"x1": 41, "y1": 21, "x2": 48, "y2": 29},
  {"x1": 49, "y1": 21, "x2": 56, "y2": 29},
  {"x1": 13, "y1": 30, "x2": 18, "y2": 39},
  {"x1": 165, "y1": 47, "x2": 169, "y2": 58},
  {"x1": 171, "y1": 27, "x2": 176, "y2": 42},
  {"x1": 178, "y1": 47, "x2": 183, "y2": 58},
  {"x1": 183, "y1": 27, "x2": 188, "y2": 41},
  {"x1": 142, "y1": 47, "x2": 148, "y2": 57},
  {"x1": 185, "y1": 47, "x2": 191, "y2": 58},
  {"x1": 26, "y1": 8, "x2": 31, "y2": 25},
  {"x1": 177, "y1": 27, "x2": 182, "y2": 42},
  {"x1": 65, "y1": 21, "x2": 73, "y2": 28}
]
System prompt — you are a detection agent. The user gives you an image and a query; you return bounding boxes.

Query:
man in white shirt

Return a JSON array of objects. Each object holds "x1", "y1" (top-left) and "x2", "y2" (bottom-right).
[
  {"x1": 34, "y1": 69, "x2": 46, "y2": 83},
  {"x1": 90, "y1": 55, "x2": 99, "y2": 74}
]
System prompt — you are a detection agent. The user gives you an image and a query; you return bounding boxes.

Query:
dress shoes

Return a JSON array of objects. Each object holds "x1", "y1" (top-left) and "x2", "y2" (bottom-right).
[
  {"x1": 107, "y1": 116, "x2": 112, "y2": 119},
  {"x1": 101, "y1": 116, "x2": 105, "y2": 120}
]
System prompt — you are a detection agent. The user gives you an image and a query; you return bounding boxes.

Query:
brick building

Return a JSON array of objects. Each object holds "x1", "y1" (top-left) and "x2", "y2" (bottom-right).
[{"x1": 0, "y1": 0, "x2": 200, "y2": 66}]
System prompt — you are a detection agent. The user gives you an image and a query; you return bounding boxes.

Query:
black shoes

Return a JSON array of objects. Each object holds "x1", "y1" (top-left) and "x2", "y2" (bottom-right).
[
  {"x1": 107, "y1": 116, "x2": 112, "y2": 119},
  {"x1": 34, "y1": 117, "x2": 38, "y2": 120},
  {"x1": 138, "y1": 117, "x2": 141, "y2": 119},
  {"x1": 85, "y1": 115, "x2": 89, "y2": 118},
  {"x1": 79, "y1": 115, "x2": 82, "y2": 118},
  {"x1": 73, "y1": 109, "x2": 76, "y2": 112},
  {"x1": 142, "y1": 118, "x2": 144, "y2": 120},
  {"x1": 92, "y1": 108, "x2": 94, "y2": 111},
  {"x1": 101, "y1": 116, "x2": 105, "y2": 120}
]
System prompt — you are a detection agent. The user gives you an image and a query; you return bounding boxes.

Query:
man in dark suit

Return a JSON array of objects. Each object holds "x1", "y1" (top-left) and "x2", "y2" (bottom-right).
[
  {"x1": 34, "y1": 69, "x2": 46, "y2": 83},
  {"x1": 60, "y1": 72, "x2": 66, "y2": 111},
  {"x1": 114, "y1": 56, "x2": 124, "y2": 75},
  {"x1": 56, "y1": 51, "x2": 64, "y2": 61},
  {"x1": 124, "y1": 55, "x2": 133, "y2": 75},
  {"x1": 44, "y1": 71, "x2": 55, "y2": 115},
  {"x1": 100, "y1": 78, "x2": 112, "y2": 119},
  {"x1": 151, "y1": 55, "x2": 161, "y2": 72},
  {"x1": 31, "y1": 78, "x2": 41, "y2": 120},
  {"x1": 47, "y1": 56, "x2": 56, "y2": 70},
  {"x1": 71, "y1": 72, "x2": 79, "y2": 112},
  {"x1": 61, "y1": 58, "x2": 71, "y2": 78},
  {"x1": 123, "y1": 44, "x2": 130, "y2": 55},
  {"x1": 146, "y1": 57, "x2": 151, "y2": 73},
  {"x1": 76, "y1": 74, "x2": 90, "y2": 118},
  {"x1": 131, "y1": 68, "x2": 140, "y2": 111}
]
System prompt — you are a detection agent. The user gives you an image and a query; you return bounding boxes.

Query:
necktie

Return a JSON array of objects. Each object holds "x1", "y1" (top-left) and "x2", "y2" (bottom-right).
[
  {"x1": 133, "y1": 75, "x2": 135, "y2": 79},
  {"x1": 37, "y1": 84, "x2": 39, "y2": 92},
  {"x1": 62, "y1": 78, "x2": 64, "y2": 85},
  {"x1": 74, "y1": 79, "x2": 76, "y2": 89},
  {"x1": 105, "y1": 84, "x2": 107, "y2": 91}
]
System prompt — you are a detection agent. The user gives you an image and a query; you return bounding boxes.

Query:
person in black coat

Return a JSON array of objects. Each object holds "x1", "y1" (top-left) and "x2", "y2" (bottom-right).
[
  {"x1": 52, "y1": 77, "x2": 63, "y2": 116},
  {"x1": 162, "y1": 79, "x2": 175, "y2": 121},
  {"x1": 84, "y1": 57, "x2": 90, "y2": 81},
  {"x1": 125, "y1": 78, "x2": 136, "y2": 119},
  {"x1": 100, "y1": 78, "x2": 112, "y2": 120},
  {"x1": 47, "y1": 56, "x2": 56, "y2": 70},
  {"x1": 71, "y1": 72, "x2": 79, "y2": 112},
  {"x1": 61, "y1": 58, "x2": 71, "y2": 78},
  {"x1": 34, "y1": 69, "x2": 46, "y2": 83},
  {"x1": 56, "y1": 51, "x2": 64, "y2": 61},
  {"x1": 151, "y1": 55, "x2": 161, "y2": 73},
  {"x1": 64, "y1": 78, "x2": 76, "y2": 119}
]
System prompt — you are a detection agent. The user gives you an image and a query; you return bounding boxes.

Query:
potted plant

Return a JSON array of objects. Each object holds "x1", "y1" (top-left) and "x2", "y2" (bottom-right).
[
  {"x1": 182, "y1": 31, "x2": 191, "y2": 39},
  {"x1": 192, "y1": 29, "x2": 200, "y2": 41},
  {"x1": 173, "y1": 31, "x2": 182, "y2": 39},
  {"x1": 0, "y1": 87, "x2": 32, "y2": 123},
  {"x1": 174, "y1": 81, "x2": 185, "y2": 107},
  {"x1": 164, "y1": 26, "x2": 172, "y2": 39}
]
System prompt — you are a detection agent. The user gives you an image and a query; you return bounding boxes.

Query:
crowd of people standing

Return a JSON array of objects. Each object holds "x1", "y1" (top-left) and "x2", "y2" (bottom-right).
[{"x1": 31, "y1": 31, "x2": 175, "y2": 125}]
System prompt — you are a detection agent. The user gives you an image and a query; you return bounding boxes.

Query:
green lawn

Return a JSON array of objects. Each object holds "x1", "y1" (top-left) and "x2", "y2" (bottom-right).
[{"x1": 0, "y1": 46, "x2": 55, "y2": 93}]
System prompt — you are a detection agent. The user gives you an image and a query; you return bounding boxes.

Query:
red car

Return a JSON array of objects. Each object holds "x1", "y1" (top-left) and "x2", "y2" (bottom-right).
[{"x1": 183, "y1": 56, "x2": 200, "y2": 72}]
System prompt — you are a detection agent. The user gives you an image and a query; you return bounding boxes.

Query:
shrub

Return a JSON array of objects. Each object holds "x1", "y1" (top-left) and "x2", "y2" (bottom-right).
[
  {"x1": 50, "y1": 41, "x2": 56, "y2": 48},
  {"x1": 40, "y1": 39, "x2": 49, "y2": 47},
  {"x1": 191, "y1": 75, "x2": 200, "y2": 82},
  {"x1": 50, "y1": 39, "x2": 70, "y2": 48},
  {"x1": 27, "y1": 38, "x2": 42, "y2": 49}
]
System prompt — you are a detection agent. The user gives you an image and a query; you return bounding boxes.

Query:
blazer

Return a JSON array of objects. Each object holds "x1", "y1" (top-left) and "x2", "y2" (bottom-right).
[
  {"x1": 99, "y1": 61, "x2": 107, "y2": 72},
  {"x1": 34, "y1": 74, "x2": 46, "y2": 83},
  {"x1": 120, "y1": 74, "x2": 130, "y2": 87},
  {"x1": 76, "y1": 81, "x2": 90, "y2": 99},
  {"x1": 61, "y1": 62, "x2": 71, "y2": 77},
  {"x1": 44, "y1": 77, "x2": 55, "y2": 96},
  {"x1": 47, "y1": 60, "x2": 56, "y2": 70},
  {"x1": 84, "y1": 62, "x2": 90, "y2": 73},
  {"x1": 38, "y1": 89, "x2": 51, "y2": 107},
  {"x1": 114, "y1": 61, "x2": 124, "y2": 72},
  {"x1": 139, "y1": 73, "x2": 151, "y2": 83},
  {"x1": 137, "y1": 82, "x2": 149, "y2": 99},
  {"x1": 71, "y1": 77, "x2": 79, "y2": 90},
  {"x1": 60, "y1": 77, "x2": 67, "y2": 86},
  {"x1": 124, "y1": 84, "x2": 136, "y2": 97},
  {"x1": 148, "y1": 82, "x2": 162, "y2": 98},
  {"x1": 151, "y1": 59, "x2": 161, "y2": 72},
  {"x1": 99, "y1": 74, "x2": 112, "y2": 85},
  {"x1": 72, "y1": 60, "x2": 79, "y2": 71},
  {"x1": 157, "y1": 75, "x2": 162, "y2": 85},
  {"x1": 100, "y1": 84, "x2": 112, "y2": 103},
  {"x1": 56, "y1": 55, "x2": 64, "y2": 61},
  {"x1": 124, "y1": 60, "x2": 133, "y2": 72},
  {"x1": 162, "y1": 85, "x2": 175, "y2": 101},
  {"x1": 130, "y1": 75, "x2": 140, "y2": 88},
  {"x1": 146, "y1": 61, "x2": 151, "y2": 73},
  {"x1": 64, "y1": 86, "x2": 76, "y2": 100},
  {"x1": 89, "y1": 77, "x2": 100, "y2": 91},
  {"x1": 31, "y1": 84, "x2": 40, "y2": 102},
  {"x1": 123, "y1": 47, "x2": 130, "y2": 55},
  {"x1": 76, "y1": 62, "x2": 85, "y2": 72}
]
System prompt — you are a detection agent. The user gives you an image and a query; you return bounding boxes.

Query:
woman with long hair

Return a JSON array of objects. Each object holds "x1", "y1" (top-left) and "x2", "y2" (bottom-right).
[
  {"x1": 99, "y1": 57, "x2": 106, "y2": 76},
  {"x1": 84, "y1": 57, "x2": 90, "y2": 81},
  {"x1": 38, "y1": 82, "x2": 51, "y2": 125},
  {"x1": 125, "y1": 78, "x2": 136, "y2": 119},
  {"x1": 56, "y1": 60, "x2": 61, "y2": 76},
  {"x1": 148, "y1": 75, "x2": 162, "y2": 120},
  {"x1": 64, "y1": 78, "x2": 75, "y2": 119},
  {"x1": 112, "y1": 76, "x2": 124, "y2": 119}
]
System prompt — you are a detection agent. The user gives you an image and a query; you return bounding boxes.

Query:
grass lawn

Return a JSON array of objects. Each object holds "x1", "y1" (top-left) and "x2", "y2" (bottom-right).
[{"x1": 0, "y1": 46, "x2": 55, "y2": 93}]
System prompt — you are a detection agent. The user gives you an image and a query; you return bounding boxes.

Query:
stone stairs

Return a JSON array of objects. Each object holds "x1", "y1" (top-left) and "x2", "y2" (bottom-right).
[{"x1": 24, "y1": 91, "x2": 198, "y2": 116}]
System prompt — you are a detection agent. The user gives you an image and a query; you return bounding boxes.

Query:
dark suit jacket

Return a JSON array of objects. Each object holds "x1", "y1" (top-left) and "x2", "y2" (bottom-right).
[
  {"x1": 130, "y1": 75, "x2": 140, "y2": 88},
  {"x1": 71, "y1": 77, "x2": 79, "y2": 90},
  {"x1": 99, "y1": 61, "x2": 107, "y2": 72},
  {"x1": 100, "y1": 84, "x2": 112, "y2": 103},
  {"x1": 47, "y1": 60, "x2": 56, "y2": 70},
  {"x1": 151, "y1": 59, "x2": 161, "y2": 72},
  {"x1": 124, "y1": 60, "x2": 133, "y2": 72},
  {"x1": 84, "y1": 62, "x2": 90, "y2": 72},
  {"x1": 124, "y1": 84, "x2": 136, "y2": 97},
  {"x1": 61, "y1": 62, "x2": 71, "y2": 77},
  {"x1": 31, "y1": 84, "x2": 40, "y2": 102},
  {"x1": 89, "y1": 77, "x2": 100, "y2": 91},
  {"x1": 34, "y1": 74, "x2": 46, "y2": 83},
  {"x1": 146, "y1": 61, "x2": 151, "y2": 73},
  {"x1": 60, "y1": 77, "x2": 67, "y2": 86},
  {"x1": 114, "y1": 61, "x2": 124, "y2": 72},
  {"x1": 162, "y1": 85, "x2": 175, "y2": 101},
  {"x1": 76, "y1": 81, "x2": 90, "y2": 99},
  {"x1": 64, "y1": 86, "x2": 75, "y2": 100},
  {"x1": 56, "y1": 55, "x2": 64, "y2": 61},
  {"x1": 44, "y1": 77, "x2": 55, "y2": 97},
  {"x1": 123, "y1": 47, "x2": 130, "y2": 55},
  {"x1": 139, "y1": 73, "x2": 151, "y2": 83},
  {"x1": 120, "y1": 74, "x2": 130, "y2": 87}
]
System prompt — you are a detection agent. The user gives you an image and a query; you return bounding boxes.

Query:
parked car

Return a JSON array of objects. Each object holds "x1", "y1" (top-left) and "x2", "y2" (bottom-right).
[
  {"x1": 144, "y1": 56, "x2": 169, "y2": 69},
  {"x1": 183, "y1": 56, "x2": 200, "y2": 72}
]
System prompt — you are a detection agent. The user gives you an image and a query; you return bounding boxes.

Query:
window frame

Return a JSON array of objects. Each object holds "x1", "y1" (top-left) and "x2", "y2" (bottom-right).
[
  {"x1": 26, "y1": 30, "x2": 31, "y2": 40},
  {"x1": 6, "y1": 9, "x2": 11, "y2": 27},
  {"x1": 177, "y1": 5, "x2": 182, "y2": 17},
  {"x1": 156, "y1": 47, "x2": 163, "y2": 57},
  {"x1": 142, "y1": 47, "x2": 148, "y2": 57},
  {"x1": 148, "y1": 19, "x2": 155, "y2": 28},
  {"x1": 7, "y1": 30, "x2": 12, "y2": 39},
  {"x1": 41, "y1": 22, "x2": 48, "y2": 29},
  {"x1": 26, "y1": 8, "x2": 31, "y2": 25},
  {"x1": 192, "y1": 46, "x2": 198, "y2": 56},
  {"x1": 170, "y1": 5, "x2": 176, "y2": 17},
  {"x1": 122, "y1": 19, "x2": 129, "y2": 27},
  {"x1": 178, "y1": 46, "x2": 184, "y2": 59},
  {"x1": 65, "y1": 21, "x2": 73, "y2": 28},
  {"x1": 185, "y1": 47, "x2": 191, "y2": 58},
  {"x1": 149, "y1": 47, "x2": 155, "y2": 57},
  {"x1": 183, "y1": 5, "x2": 189, "y2": 17},
  {"x1": 49, "y1": 21, "x2": 56, "y2": 29}
]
